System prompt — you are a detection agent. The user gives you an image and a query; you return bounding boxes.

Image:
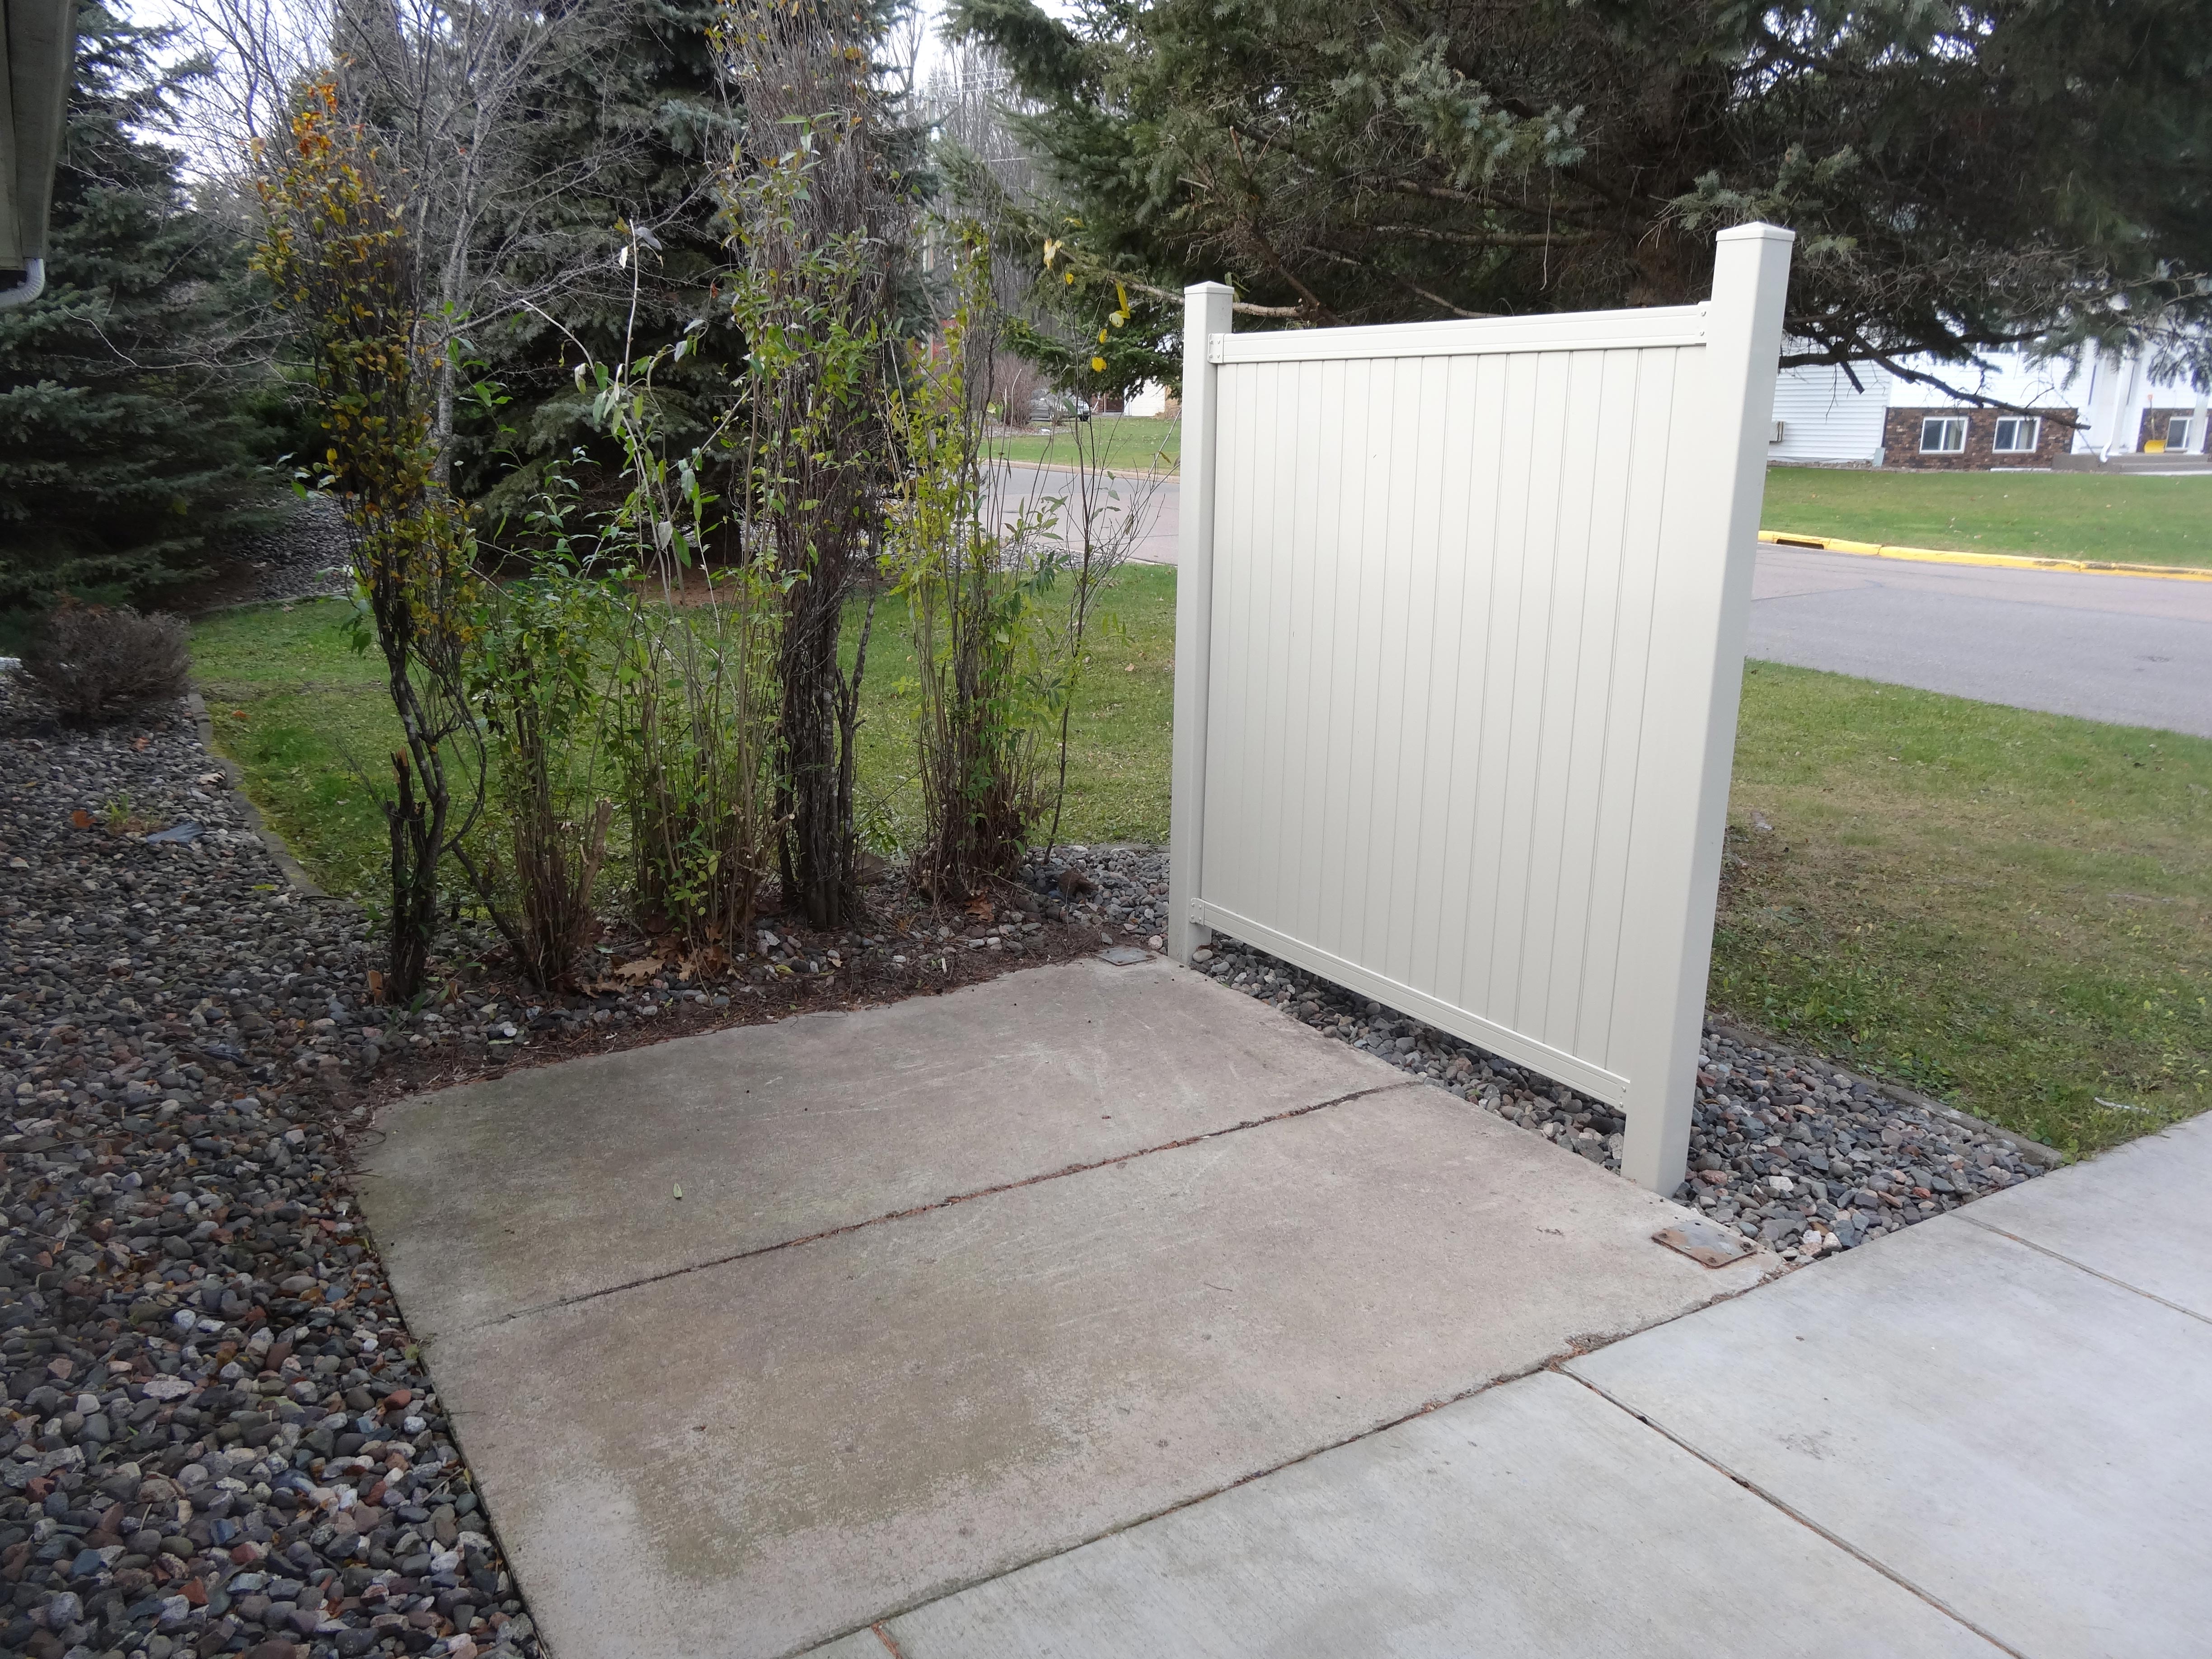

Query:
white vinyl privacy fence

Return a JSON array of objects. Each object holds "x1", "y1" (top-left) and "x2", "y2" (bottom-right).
[{"x1": 1167, "y1": 225, "x2": 1794, "y2": 1194}]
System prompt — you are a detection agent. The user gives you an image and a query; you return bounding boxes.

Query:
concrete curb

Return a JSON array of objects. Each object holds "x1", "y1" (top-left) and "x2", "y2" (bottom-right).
[
  {"x1": 184, "y1": 689, "x2": 329, "y2": 900},
  {"x1": 1758, "y1": 528, "x2": 2212, "y2": 583},
  {"x1": 1705, "y1": 1017, "x2": 2067, "y2": 1169},
  {"x1": 997, "y1": 457, "x2": 1179, "y2": 483}
]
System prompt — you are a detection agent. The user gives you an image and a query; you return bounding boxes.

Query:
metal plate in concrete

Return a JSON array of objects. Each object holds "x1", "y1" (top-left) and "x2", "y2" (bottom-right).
[
  {"x1": 830, "y1": 1371, "x2": 1997, "y2": 1659},
  {"x1": 356, "y1": 957, "x2": 1388, "y2": 1334},
  {"x1": 1962, "y1": 1114, "x2": 2212, "y2": 1319},
  {"x1": 1570, "y1": 1215, "x2": 2212, "y2": 1659},
  {"x1": 424, "y1": 1087, "x2": 1768, "y2": 1659}
]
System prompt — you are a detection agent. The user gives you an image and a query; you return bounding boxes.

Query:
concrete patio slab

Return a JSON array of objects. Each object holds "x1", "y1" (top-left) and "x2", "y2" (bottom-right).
[
  {"x1": 356, "y1": 956, "x2": 1387, "y2": 1335},
  {"x1": 381, "y1": 1059, "x2": 1767, "y2": 1659},
  {"x1": 828, "y1": 1370, "x2": 1998, "y2": 1659},
  {"x1": 1960, "y1": 1113, "x2": 2212, "y2": 1319},
  {"x1": 1569, "y1": 1214, "x2": 2212, "y2": 1659}
]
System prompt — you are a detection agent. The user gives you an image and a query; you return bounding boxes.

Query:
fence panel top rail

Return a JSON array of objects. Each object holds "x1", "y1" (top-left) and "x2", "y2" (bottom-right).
[{"x1": 1208, "y1": 303, "x2": 1709, "y2": 366}]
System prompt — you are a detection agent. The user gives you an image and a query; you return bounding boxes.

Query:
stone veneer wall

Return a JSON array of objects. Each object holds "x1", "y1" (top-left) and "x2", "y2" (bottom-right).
[{"x1": 1881, "y1": 406, "x2": 2077, "y2": 470}]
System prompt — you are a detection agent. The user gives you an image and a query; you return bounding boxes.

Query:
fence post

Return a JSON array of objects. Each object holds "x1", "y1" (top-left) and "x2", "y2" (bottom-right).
[
  {"x1": 1616, "y1": 223, "x2": 1794, "y2": 1194},
  {"x1": 1167, "y1": 281, "x2": 1235, "y2": 965}
]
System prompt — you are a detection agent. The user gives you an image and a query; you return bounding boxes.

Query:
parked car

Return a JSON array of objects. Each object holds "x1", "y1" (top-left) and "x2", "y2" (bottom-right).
[{"x1": 1029, "y1": 390, "x2": 1092, "y2": 426}]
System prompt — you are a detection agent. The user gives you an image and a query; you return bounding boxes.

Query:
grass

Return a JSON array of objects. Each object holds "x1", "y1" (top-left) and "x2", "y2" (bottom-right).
[
  {"x1": 1715, "y1": 663, "x2": 2210, "y2": 1156},
  {"x1": 187, "y1": 569, "x2": 1177, "y2": 904},
  {"x1": 1761, "y1": 466, "x2": 2212, "y2": 569},
  {"x1": 847, "y1": 567, "x2": 1176, "y2": 853},
  {"x1": 190, "y1": 578, "x2": 2209, "y2": 1158},
  {"x1": 187, "y1": 602, "x2": 407, "y2": 902},
  {"x1": 988, "y1": 415, "x2": 1181, "y2": 471}
]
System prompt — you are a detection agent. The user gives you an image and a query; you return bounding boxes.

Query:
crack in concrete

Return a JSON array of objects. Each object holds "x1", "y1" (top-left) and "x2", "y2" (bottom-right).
[{"x1": 480, "y1": 1079, "x2": 1425, "y2": 1331}]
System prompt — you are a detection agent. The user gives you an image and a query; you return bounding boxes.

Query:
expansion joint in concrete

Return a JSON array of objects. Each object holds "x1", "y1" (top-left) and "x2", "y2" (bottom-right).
[
  {"x1": 484, "y1": 1079, "x2": 1426, "y2": 1331},
  {"x1": 1955, "y1": 1214, "x2": 2212, "y2": 1328},
  {"x1": 1557, "y1": 1370, "x2": 2028, "y2": 1659},
  {"x1": 783, "y1": 1345, "x2": 1579, "y2": 1659}
]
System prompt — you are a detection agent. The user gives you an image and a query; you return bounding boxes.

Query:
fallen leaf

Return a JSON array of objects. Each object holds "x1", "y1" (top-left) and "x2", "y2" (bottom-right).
[
  {"x1": 70, "y1": 809, "x2": 93, "y2": 829},
  {"x1": 614, "y1": 957, "x2": 662, "y2": 982},
  {"x1": 965, "y1": 895, "x2": 994, "y2": 920},
  {"x1": 673, "y1": 1183, "x2": 683, "y2": 1200}
]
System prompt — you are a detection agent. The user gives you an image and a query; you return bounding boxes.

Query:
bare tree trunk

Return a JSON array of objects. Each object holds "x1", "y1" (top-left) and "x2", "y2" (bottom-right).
[{"x1": 726, "y1": 0, "x2": 899, "y2": 930}]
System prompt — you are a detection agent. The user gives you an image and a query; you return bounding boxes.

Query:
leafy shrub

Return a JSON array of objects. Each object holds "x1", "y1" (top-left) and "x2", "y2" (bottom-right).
[{"x1": 22, "y1": 602, "x2": 192, "y2": 724}]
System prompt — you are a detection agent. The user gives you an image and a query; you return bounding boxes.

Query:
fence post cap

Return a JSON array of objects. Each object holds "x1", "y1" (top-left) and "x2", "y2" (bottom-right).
[
  {"x1": 1184, "y1": 280, "x2": 1235, "y2": 297},
  {"x1": 1715, "y1": 221, "x2": 1796, "y2": 244}
]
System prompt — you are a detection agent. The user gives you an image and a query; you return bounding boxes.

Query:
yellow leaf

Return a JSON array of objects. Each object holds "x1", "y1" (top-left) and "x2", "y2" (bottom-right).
[
  {"x1": 1091, "y1": 355, "x2": 1108, "y2": 373},
  {"x1": 1097, "y1": 327, "x2": 1110, "y2": 343}
]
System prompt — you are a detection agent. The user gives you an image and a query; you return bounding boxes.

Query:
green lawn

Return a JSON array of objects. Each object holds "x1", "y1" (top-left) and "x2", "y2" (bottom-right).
[
  {"x1": 1761, "y1": 467, "x2": 2212, "y2": 569},
  {"x1": 191, "y1": 578, "x2": 2209, "y2": 1158},
  {"x1": 988, "y1": 415, "x2": 1181, "y2": 471},
  {"x1": 189, "y1": 571, "x2": 1177, "y2": 903},
  {"x1": 1714, "y1": 664, "x2": 2209, "y2": 1156}
]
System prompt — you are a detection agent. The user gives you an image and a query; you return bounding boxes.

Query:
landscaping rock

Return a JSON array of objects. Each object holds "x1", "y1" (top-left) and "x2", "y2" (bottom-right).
[
  {"x1": 0, "y1": 672, "x2": 541, "y2": 1659},
  {"x1": 1036, "y1": 843, "x2": 2049, "y2": 1265}
]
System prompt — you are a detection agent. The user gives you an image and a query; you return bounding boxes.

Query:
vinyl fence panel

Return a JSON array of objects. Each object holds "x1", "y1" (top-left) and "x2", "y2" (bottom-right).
[{"x1": 1167, "y1": 225, "x2": 1794, "y2": 1193}]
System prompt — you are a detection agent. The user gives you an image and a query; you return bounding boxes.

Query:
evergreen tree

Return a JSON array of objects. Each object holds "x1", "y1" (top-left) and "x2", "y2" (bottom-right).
[
  {"x1": 949, "y1": 0, "x2": 2212, "y2": 388},
  {"x1": 455, "y1": 0, "x2": 748, "y2": 515},
  {"x1": 0, "y1": 7, "x2": 272, "y2": 611}
]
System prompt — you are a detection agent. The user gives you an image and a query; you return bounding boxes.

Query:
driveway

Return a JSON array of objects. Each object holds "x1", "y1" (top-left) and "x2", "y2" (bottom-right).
[{"x1": 1006, "y1": 461, "x2": 2212, "y2": 736}]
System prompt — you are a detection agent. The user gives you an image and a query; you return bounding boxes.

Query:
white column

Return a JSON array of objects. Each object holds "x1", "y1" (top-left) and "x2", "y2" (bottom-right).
[
  {"x1": 1614, "y1": 223, "x2": 1794, "y2": 1194},
  {"x1": 1167, "y1": 282, "x2": 1234, "y2": 965}
]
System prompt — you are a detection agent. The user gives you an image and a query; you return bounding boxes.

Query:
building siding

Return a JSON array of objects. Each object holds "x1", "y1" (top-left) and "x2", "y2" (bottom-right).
[{"x1": 1770, "y1": 363, "x2": 1887, "y2": 464}]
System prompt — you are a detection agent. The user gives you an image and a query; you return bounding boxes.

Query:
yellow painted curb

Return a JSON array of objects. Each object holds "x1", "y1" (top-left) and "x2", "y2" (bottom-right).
[{"x1": 1757, "y1": 530, "x2": 2212, "y2": 583}]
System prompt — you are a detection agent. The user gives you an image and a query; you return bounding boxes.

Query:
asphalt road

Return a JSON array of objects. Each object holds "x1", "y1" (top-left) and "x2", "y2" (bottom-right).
[
  {"x1": 1748, "y1": 548, "x2": 2212, "y2": 738},
  {"x1": 1004, "y1": 462, "x2": 2212, "y2": 739}
]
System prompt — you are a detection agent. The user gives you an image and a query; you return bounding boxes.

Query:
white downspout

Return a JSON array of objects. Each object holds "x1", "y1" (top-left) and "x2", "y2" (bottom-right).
[{"x1": 0, "y1": 260, "x2": 47, "y2": 310}]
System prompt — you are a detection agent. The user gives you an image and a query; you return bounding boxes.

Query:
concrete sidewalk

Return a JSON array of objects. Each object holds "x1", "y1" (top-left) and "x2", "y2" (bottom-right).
[
  {"x1": 829, "y1": 1114, "x2": 2212, "y2": 1659},
  {"x1": 357, "y1": 955, "x2": 1774, "y2": 1658}
]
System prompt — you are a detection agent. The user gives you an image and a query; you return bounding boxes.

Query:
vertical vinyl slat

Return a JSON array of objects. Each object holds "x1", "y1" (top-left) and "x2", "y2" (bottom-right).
[
  {"x1": 1519, "y1": 349, "x2": 1606, "y2": 1044},
  {"x1": 1239, "y1": 362, "x2": 1282, "y2": 926},
  {"x1": 1409, "y1": 354, "x2": 1480, "y2": 994},
  {"x1": 1316, "y1": 359, "x2": 1370, "y2": 957},
  {"x1": 1489, "y1": 351, "x2": 1572, "y2": 1025},
  {"x1": 1283, "y1": 359, "x2": 1331, "y2": 945},
  {"x1": 1442, "y1": 355, "x2": 1512, "y2": 1014},
  {"x1": 1463, "y1": 351, "x2": 1537, "y2": 1013},
  {"x1": 1235, "y1": 363, "x2": 1274, "y2": 918},
  {"x1": 1338, "y1": 360, "x2": 1393, "y2": 962},
  {"x1": 1378, "y1": 357, "x2": 1444, "y2": 981},
  {"x1": 1549, "y1": 348, "x2": 1643, "y2": 1049},
  {"x1": 1581, "y1": 348, "x2": 1677, "y2": 1064},
  {"x1": 1202, "y1": 363, "x2": 1252, "y2": 904}
]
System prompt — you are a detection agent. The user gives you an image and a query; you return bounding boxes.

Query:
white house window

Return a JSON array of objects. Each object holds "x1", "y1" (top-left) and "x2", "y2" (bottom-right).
[
  {"x1": 1919, "y1": 417, "x2": 1968, "y2": 454},
  {"x1": 2167, "y1": 415, "x2": 2198, "y2": 453},
  {"x1": 1991, "y1": 416, "x2": 2040, "y2": 454}
]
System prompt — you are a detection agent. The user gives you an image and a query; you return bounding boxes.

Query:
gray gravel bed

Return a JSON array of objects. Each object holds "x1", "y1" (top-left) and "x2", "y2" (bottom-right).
[
  {"x1": 1031, "y1": 843, "x2": 2048, "y2": 1264},
  {"x1": 1, "y1": 673, "x2": 539, "y2": 1659}
]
